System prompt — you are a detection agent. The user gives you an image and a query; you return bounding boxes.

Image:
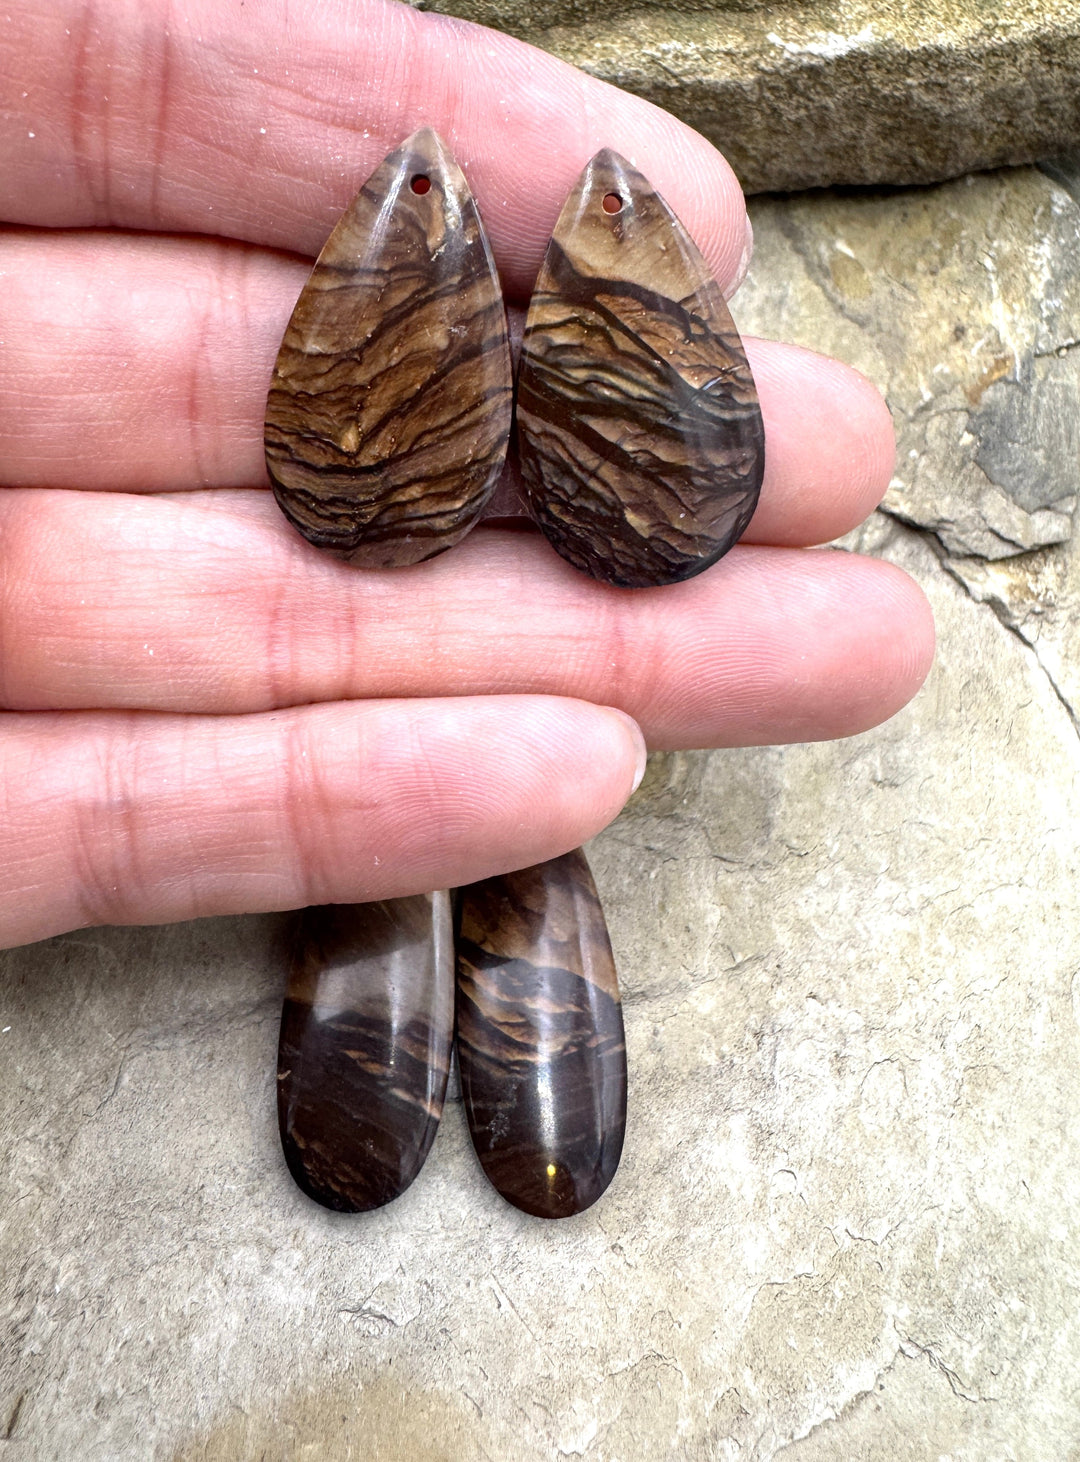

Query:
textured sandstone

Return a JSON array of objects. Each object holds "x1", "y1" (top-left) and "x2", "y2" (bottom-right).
[
  {"x1": 735, "y1": 167, "x2": 1080, "y2": 559},
  {"x1": 410, "y1": 0, "x2": 1080, "y2": 194}
]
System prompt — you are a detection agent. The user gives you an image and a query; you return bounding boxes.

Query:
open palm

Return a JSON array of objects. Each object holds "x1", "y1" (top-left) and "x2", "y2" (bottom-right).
[{"x1": 0, "y1": 0, "x2": 933, "y2": 948}]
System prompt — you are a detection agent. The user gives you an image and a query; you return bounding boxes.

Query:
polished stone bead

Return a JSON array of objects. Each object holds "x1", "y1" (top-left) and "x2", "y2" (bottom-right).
[
  {"x1": 456, "y1": 849, "x2": 626, "y2": 1219},
  {"x1": 264, "y1": 128, "x2": 512, "y2": 567},
  {"x1": 277, "y1": 894, "x2": 454, "y2": 1212},
  {"x1": 516, "y1": 149, "x2": 765, "y2": 588}
]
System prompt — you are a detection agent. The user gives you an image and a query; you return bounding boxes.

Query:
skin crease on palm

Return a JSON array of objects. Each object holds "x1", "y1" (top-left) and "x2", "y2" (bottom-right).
[{"x1": 0, "y1": 0, "x2": 934, "y2": 950}]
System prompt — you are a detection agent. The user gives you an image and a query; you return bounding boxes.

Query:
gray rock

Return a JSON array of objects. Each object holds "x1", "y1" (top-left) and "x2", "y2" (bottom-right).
[
  {"x1": 4, "y1": 169, "x2": 1080, "y2": 1457},
  {"x1": 4, "y1": 514, "x2": 1080, "y2": 1459},
  {"x1": 410, "y1": 0, "x2": 1080, "y2": 194},
  {"x1": 734, "y1": 167, "x2": 1080, "y2": 558},
  {"x1": 1039, "y1": 147, "x2": 1080, "y2": 206},
  {"x1": 944, "y1": 538, "x2": 1080, "y2": 736}
]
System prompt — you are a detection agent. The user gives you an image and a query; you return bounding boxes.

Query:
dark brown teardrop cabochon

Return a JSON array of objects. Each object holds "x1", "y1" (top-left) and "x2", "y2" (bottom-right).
[
  {"x1": 456, "y1": 850, "x2": 627, "y2": 1220},
  {"x1": 265, "y1": 129, "x2": 513, "y2": 567},
  {"x1": 516, "y1": 150, "x2": 765, "y2": 588},
  {"x1": 277, "y1": 894, "x2": 454, "y2": 1212}
]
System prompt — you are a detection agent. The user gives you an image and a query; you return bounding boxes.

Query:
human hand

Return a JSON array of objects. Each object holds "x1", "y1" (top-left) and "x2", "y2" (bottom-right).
[{"x1": 0, "y1": 0, "x2": 933, "y2": 948}]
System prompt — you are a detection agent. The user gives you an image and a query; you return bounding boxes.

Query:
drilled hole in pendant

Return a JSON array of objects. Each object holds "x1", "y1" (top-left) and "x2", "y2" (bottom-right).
[
  {"x1": 602, "y1": 192, "x2": 623, "y2": 214},
  {"x1": 411, "y1": 174, "x2": 431, "y2": 195}
]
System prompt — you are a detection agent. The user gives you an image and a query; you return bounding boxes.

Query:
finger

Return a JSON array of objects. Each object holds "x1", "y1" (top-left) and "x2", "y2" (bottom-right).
[
  {"x1": 0, "y1": 491, "x2": 935, "y2": 749},
  {"x1": 0, "y1": 232, "x2": 890, "y2": 545},
  {"x1": 0, "y1": 233, "x2": 281, "y2": 492},
  {"x1": 0, "y1": 695, "x2": 644, "y2": 949},
  {"x1": 1, "y1": 0, "x2": 749, "y2": 297},
  {"x1": 746, "y1": 337, "x2": 894, "y2": 546}
]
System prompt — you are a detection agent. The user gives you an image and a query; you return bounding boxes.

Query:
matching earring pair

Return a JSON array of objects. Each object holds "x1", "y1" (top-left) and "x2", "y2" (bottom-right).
[
  {"x1": 264, "y1": 127, "x2": 765, "y2": 589},
  {"x1": 277, "y1": 850, "x2": 625, "y2": 1221},
  {"x1": 266, "y1": 129, "x2": 764, "y2": 1219}
]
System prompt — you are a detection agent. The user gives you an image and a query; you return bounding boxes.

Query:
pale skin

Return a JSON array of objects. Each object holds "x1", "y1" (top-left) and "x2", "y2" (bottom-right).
[{"x1": 0, "y1": 0, "x2": 934, "y2": 949}]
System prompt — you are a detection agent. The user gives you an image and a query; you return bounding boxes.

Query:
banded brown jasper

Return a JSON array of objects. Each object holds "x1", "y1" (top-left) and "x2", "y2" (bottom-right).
[
  {"x1": 265, "y1": 129, "x2": 512, "y2": 566},
  {"x1": 277, "y1": 894, "x2": 453, "y2": 1212},
  {"x1": 517, "y1": 150, "x2": 765, "y2": 588},
  {"x1": 456, "y1": 849, "x2": 626, "y2": 1219}
]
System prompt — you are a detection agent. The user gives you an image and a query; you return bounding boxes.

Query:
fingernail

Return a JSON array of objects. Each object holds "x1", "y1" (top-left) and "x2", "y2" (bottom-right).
[
  {"x1": 729, "y1": 211, "x2": 754, "y2": 297},
  {"x1": 631, "y1": 739, "x2": 649, "y2": 793},
  {"x1": 609, "y1": 709, "x2": 648, "y2": 793}
]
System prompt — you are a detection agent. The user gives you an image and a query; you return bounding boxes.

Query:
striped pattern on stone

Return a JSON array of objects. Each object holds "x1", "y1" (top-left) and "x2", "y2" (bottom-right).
[
  {"x1": 277, "y1": 894, "x2": 454, "y2": 1212},
  {"x1": 516, "y1": 149, "x2": 765, "y2": 588},
  {"x1": 456, "y1": 849, "x2": 627, "y2": 1219},
  {"x1": 265, "y1": 128, "x2": 512, "y2": 567}
]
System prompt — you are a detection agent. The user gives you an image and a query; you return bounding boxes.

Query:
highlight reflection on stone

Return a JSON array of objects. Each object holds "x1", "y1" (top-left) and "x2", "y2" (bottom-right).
[
  {"x1": 277, "y1": 894, "x2": 454, "y2": 1212},
  {"x1": 456, "y1": 850, "x2": 627, "y2": 1219},
  {"x1": 517, "y1": 149, "x2": 765, "y2": 588},
  {"x1": 265, "y1": 128, "x2": 512, "y2": 567}
]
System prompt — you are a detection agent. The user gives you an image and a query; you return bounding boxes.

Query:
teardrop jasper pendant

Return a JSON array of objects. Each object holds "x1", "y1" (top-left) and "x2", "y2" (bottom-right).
[
  {"x1": 517, "y1": 150, "x2": 765, "y2": 588},
  {"x1": 277, "y1": 894, "x2": 454, "y2": 1212},
  {"x1": 456, "y1": 849, "x2": 627, "y2": 1219},
  {"x1": 265, "y1": 129, "x2": 513, "y2": 566}
]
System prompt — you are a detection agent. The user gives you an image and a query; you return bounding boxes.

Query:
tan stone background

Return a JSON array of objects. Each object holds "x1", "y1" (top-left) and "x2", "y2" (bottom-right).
[
  {"x1": 410, "y1": 0, "x2": 1080, "y2": 193},
  {"x1": 3, "y1": 8, "x2": 1080, "y2": 1460}
]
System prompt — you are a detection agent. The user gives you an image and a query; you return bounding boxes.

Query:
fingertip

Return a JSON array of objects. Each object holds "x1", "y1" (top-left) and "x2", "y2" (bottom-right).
[
  {"x1": 364, "y1": 695, "x2": 647, "y2": 884},
  {"x1": 876, "y1": 556, "x2": 937, "y2": 704},
  {"x1": 514, "y1": 698, "x2": 647, "y2": 837},
  {"x1": 601, "y1": 706, "x2": 649, "y2": 794},
  {"x1": 630, "y1": 545, "x2": 936, "y2": 749},
  {"x1": 745, "y1": 339, "x2": 895, "y2": 546},
  {"x1": 805, "y1": 552, "x2": 936, "y2": 740},
  {"x1": 841, "y1": 357, "x2": 897, "y2": 510},
  {"x1": 729, "y1": 211, "x2": 755, "y2": 298},
  {"x1": 0, "y1": 694, "x2": 658, "y2": 945}
]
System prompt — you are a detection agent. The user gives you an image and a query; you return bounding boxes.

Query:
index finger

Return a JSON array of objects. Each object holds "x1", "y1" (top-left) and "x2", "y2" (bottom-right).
[{"x1": 1, "y1": 0, "x2": 750, "y2": 298}]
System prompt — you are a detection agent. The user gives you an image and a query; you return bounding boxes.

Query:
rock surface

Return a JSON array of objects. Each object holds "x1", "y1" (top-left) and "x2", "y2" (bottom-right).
[
  {"x1": 3, "y1": 165, "x2": 1080, "y2": 1457},
  {"x1": 410, "y1": 0, "x2": 1080, "y2": 194},
  {"x1": 736, "y1": 166, "x2": 1080, "y2": 559}
]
